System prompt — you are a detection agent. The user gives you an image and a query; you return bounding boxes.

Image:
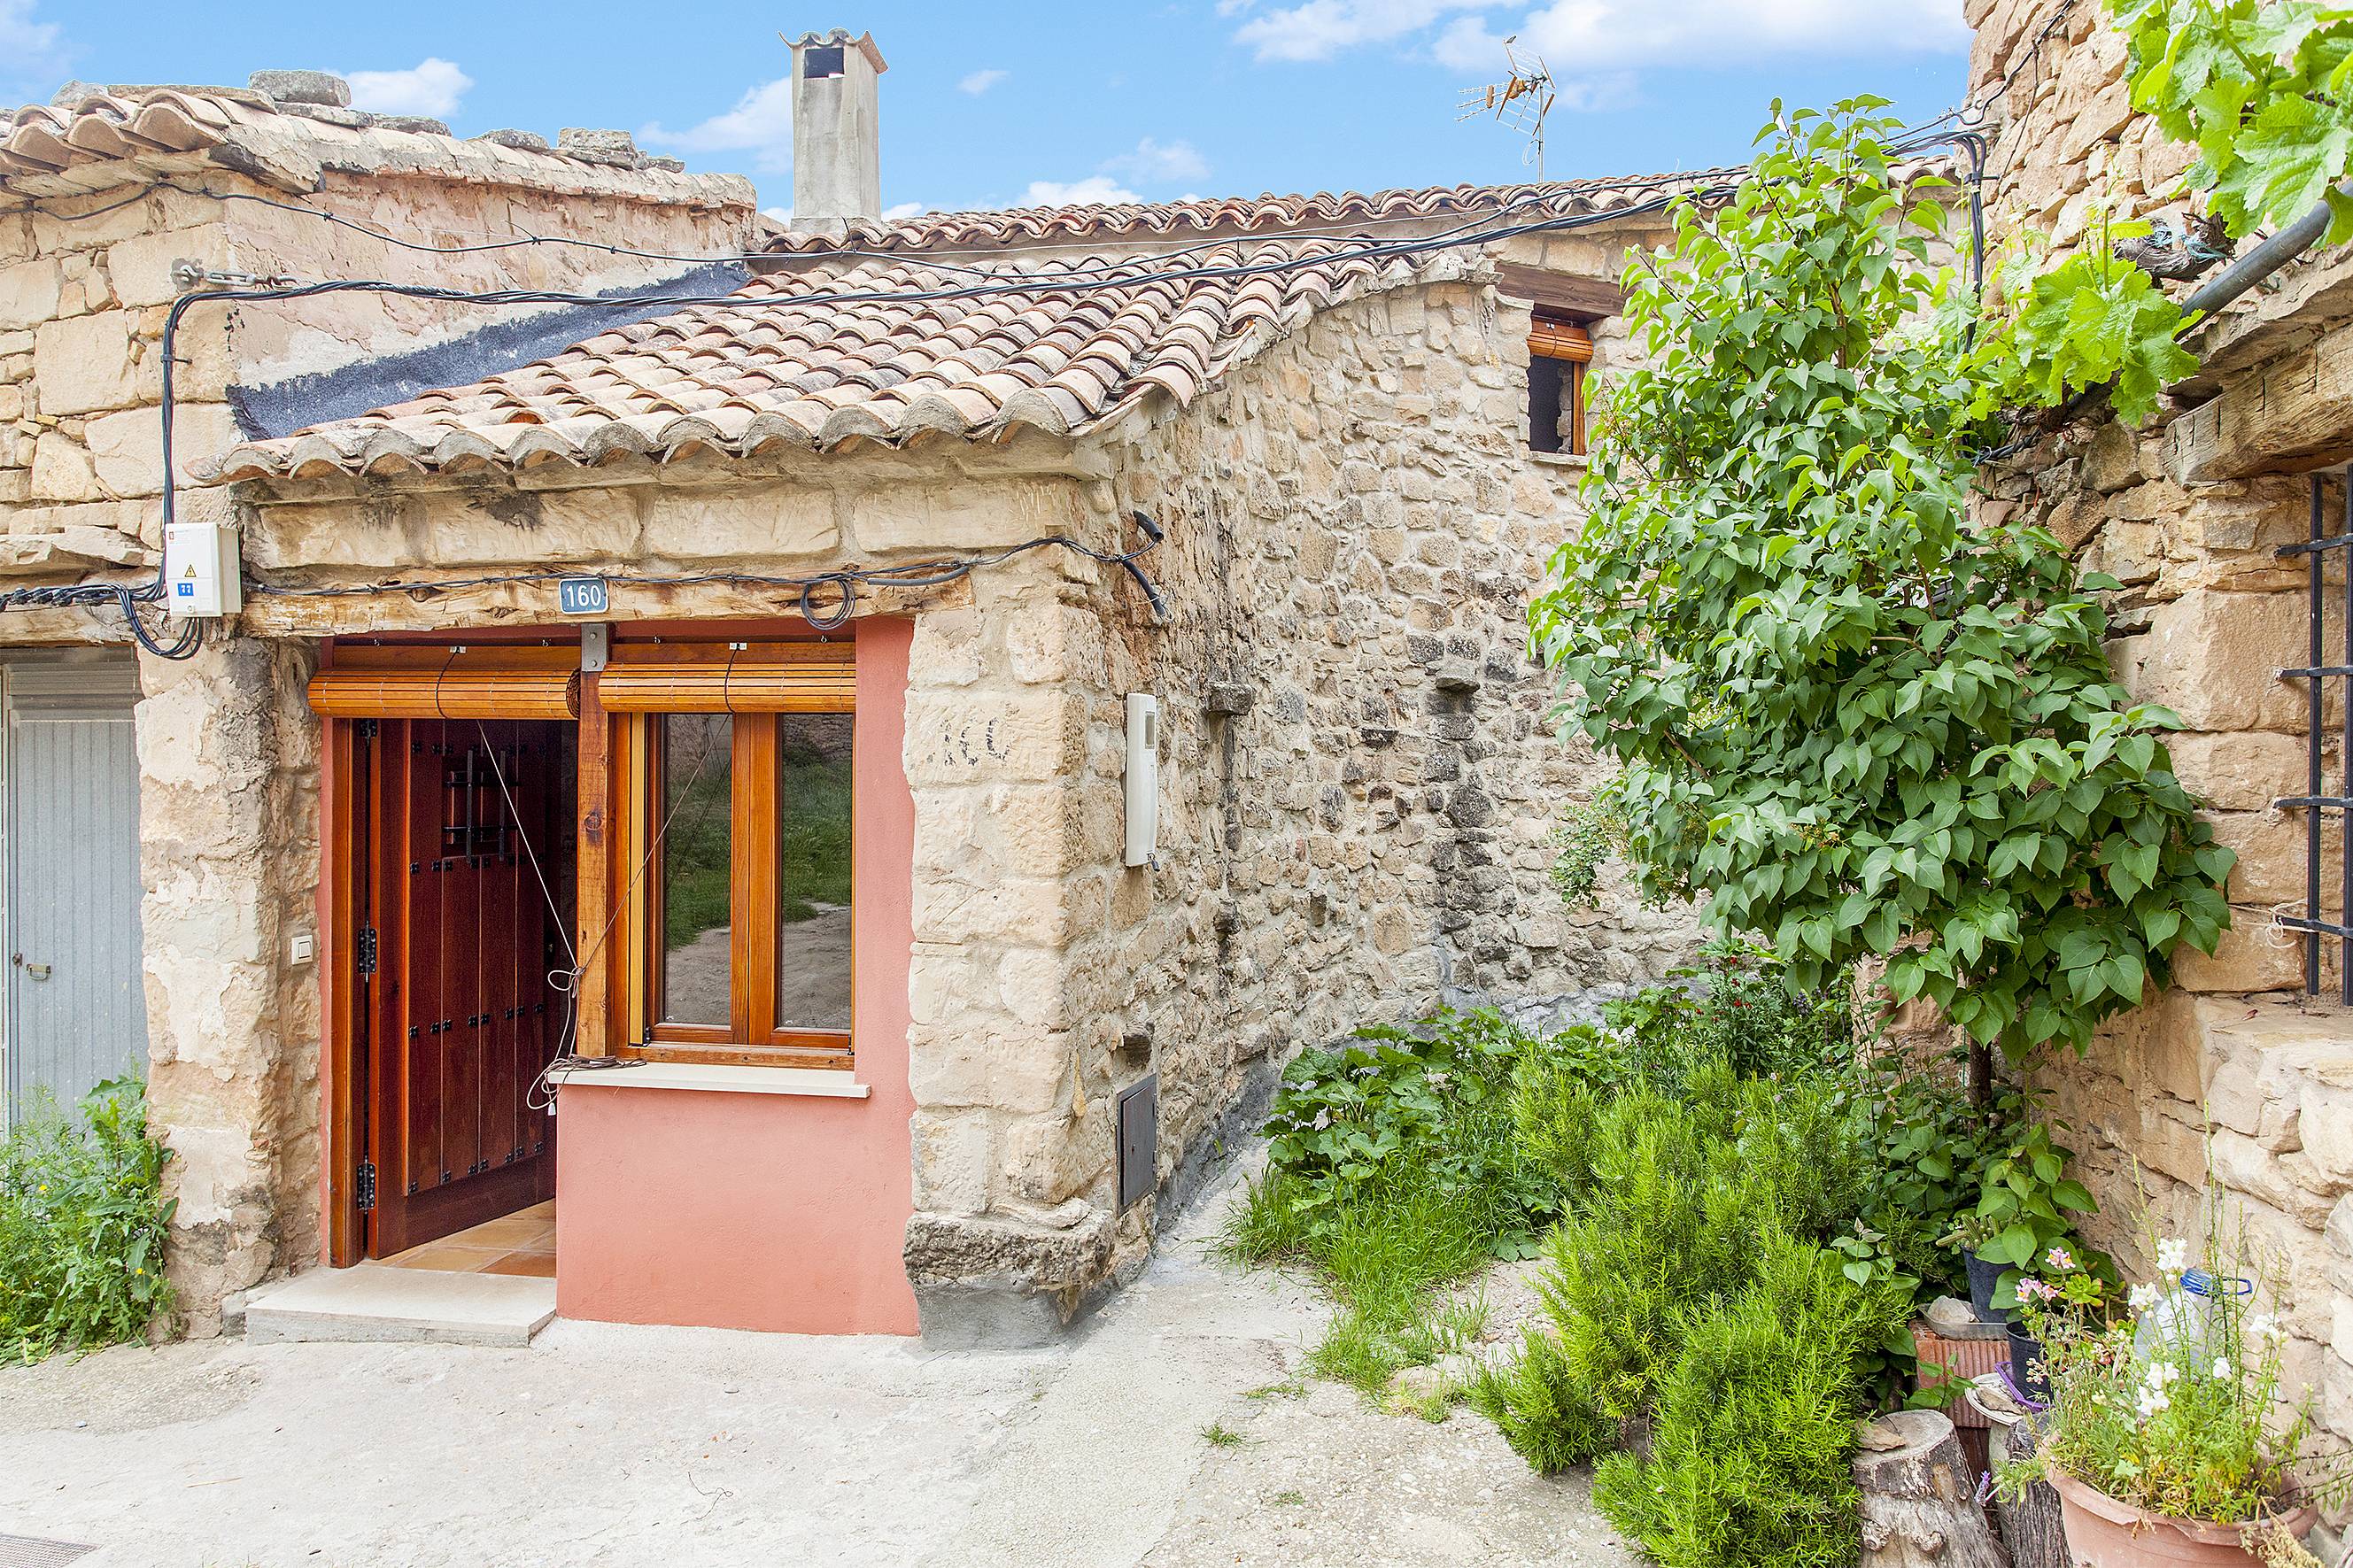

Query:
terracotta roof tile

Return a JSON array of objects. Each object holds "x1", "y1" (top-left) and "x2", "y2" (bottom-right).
[
  {"x1": 212, "y1": 239, "x2": 1459, "y2": 480},
  {"x1": 2, "y1": 84, "x2": 754, "y2": 209},
  {"x1": 762, "y1": 172, "x2": 1740, "y2": 257}
]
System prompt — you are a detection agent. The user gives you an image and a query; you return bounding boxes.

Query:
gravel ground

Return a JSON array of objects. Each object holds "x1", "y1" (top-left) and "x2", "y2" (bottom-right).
[{"x1": 0, "y1": 1165, "x2": 1632, "y2": 1568}]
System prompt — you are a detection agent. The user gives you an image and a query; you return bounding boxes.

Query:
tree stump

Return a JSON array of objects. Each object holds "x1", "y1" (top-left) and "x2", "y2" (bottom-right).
[
  {"x1": 1994, "y1": 1413, "x2": 2068, "y2": 1568},
  {"x1": 1854, "y1": 1410, "x2": 2011, "y2": 1568}
]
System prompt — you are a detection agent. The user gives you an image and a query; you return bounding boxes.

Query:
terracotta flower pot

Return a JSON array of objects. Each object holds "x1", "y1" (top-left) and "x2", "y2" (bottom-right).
[{"x1": 2048, "y1": 1468, "x2": 2317, "y2": 1567}]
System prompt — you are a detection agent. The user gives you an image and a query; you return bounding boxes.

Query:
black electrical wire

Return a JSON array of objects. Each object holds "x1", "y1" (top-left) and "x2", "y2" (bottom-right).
[
  {"x1": 34, "y1": 111, "x2": 1993, "y2": 651},
  {"x1": 241, "y1": 511, "x2": 1173, "y2": 624},
  {"x1": 148, "y1": 181, "x2": 1730, "y2": 624}
]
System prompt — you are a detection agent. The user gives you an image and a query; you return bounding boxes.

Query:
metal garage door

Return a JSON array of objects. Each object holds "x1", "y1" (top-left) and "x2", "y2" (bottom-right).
[{"x1": 2, "y1": 656, "x2": 149, "y2": 1126}]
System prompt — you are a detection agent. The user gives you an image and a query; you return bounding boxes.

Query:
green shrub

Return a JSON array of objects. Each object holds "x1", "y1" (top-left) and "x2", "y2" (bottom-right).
[
  {"x1": 1478, "y1": 1090, "x2": 1770, "y2": 1464},
  {"x1": 1591, "y1": 1232, "x2": 1908, "y2": 1568},
  {"x1": 1596, "y1": 948, "x2": 1847, "y2": 1093},
  {"x1": 1470, "y1": 1323, "x2": 1615, "y2": 1469},
  {"x1": 1247, "y1": 1009, "x2": 1563, "y2": 1262},
  {"x1": 1477, "y1": 1073, "x2": 1891, "y2": 1481},
  {"x1": 0, "y1": 1076, "x2": 176, "y2": 1361}
]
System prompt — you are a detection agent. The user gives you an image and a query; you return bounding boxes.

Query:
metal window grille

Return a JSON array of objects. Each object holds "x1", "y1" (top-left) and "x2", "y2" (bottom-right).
[{"x1": 2273, "y1": 471, "x2": 2352, "y2": 1000}]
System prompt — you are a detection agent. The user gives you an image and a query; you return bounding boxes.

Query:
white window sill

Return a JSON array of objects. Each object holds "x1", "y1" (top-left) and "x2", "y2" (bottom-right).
[
  {"x1": 1526, "y1": 451, "x2": 1588, "y2": 470},
  {"x1": 548, "y1": 1062, "x2": 871, "y2": 1099}
]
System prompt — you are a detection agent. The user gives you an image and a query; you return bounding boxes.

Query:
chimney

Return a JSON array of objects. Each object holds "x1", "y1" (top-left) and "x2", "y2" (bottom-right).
[{"x1": 789, "y1": 29, "x2": 886, "y2": 228}]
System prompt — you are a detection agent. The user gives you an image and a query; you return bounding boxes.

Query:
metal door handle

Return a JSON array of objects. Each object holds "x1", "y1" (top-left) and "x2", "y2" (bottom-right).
[{"x1": 22, "y1": 962, "x2": 50, "y2": 980}]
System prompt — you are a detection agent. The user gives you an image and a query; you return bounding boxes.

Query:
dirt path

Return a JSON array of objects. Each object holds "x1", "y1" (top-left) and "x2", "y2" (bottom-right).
[{"x1": 0, "y1": 1164, "x2": 1632, "y2": 1568}]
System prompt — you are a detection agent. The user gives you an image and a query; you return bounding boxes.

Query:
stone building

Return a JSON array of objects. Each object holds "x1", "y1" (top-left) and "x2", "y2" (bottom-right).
[
  {"x1": 1969, "y1": 0, "x2": 2353, "y2": 1472},
  {"x1": 2, "y1": 42, "x2": 1698, "y2": 1344}
]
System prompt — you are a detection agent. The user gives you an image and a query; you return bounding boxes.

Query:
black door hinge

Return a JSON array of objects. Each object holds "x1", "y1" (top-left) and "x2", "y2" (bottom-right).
[
  {"x1": 357, "y1": 927, "x2": 378, "y2": 977},
  {"x1": 355, "y1": 1158, "x2": 376, "y2": 1213},
  {"x1": 357, "y1": 718, "x2": 379, "y2": 739}
]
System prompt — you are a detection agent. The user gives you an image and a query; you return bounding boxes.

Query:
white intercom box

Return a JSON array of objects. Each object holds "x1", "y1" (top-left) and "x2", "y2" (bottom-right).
[
  {"x1": 163, "y1": 521, "x2": 242, "y2": 618},
  {"x1": 1125, "y1": 693, "x2": 1159, "y2": 867}
]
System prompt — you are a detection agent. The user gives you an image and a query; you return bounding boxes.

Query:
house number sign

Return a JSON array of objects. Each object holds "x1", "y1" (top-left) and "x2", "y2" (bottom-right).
[{"x1": 558, "y1": 576, "x2": 609, "y2": 615}]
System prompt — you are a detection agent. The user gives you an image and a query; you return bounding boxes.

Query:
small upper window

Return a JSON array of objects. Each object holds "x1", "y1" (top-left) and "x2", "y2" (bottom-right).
[
  {"x1": 803, "y1": 45, "x2": 847, "y2": 78},
  {"x1": 1528, "y1": 311, "x2": 1591, "y2": 457}
]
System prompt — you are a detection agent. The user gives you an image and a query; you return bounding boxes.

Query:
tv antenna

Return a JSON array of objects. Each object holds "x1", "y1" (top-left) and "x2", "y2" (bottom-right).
[{"x1": 1456, "y1": 35, "x2": 1558, "y2": 180}]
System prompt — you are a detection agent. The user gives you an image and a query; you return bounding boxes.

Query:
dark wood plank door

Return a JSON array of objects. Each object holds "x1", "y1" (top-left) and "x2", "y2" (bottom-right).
[{"x1": 368, "y1": 718, "x2": 563, "y2": 1255}]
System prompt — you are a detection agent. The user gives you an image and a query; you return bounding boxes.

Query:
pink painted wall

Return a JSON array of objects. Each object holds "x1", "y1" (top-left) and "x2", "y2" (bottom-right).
[{"x1": 553, "y1": 619, "x2": 920, "y2": 1335}]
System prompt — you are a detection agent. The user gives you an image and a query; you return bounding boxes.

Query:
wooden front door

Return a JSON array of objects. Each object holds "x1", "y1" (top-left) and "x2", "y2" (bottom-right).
[{"x1": 364, "y1": 718, "x2": 569, "y2": 1255}]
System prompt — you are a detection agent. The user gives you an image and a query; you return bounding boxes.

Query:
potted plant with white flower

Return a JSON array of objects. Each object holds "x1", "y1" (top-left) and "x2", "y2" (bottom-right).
[{"x1": 2002, "y1": 1224, "x2": 2349, "y2": 1566}]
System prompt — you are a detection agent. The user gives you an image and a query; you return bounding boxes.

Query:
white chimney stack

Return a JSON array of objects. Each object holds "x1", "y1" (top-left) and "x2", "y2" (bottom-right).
[{"x1": 788, "y1": 29, "x2": 886, "y2": 228}]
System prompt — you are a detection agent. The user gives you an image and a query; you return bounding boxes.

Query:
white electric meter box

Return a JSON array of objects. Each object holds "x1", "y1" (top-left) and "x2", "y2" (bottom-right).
[
  {"x1": 1124, "y1": 693, "x2": 1160, "y2": 868},
  {"x1": 163, "y1": 521, "x2": 242, "y2": 618}
]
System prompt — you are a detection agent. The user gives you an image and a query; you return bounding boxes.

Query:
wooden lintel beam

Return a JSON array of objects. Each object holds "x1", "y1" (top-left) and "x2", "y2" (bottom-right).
[{"x1": 1492, "y1": 263, "x2": 1626, "y2": 319}]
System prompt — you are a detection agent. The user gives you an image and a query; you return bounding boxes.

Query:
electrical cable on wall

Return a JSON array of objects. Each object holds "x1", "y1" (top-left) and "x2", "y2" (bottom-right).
[{"x1": 7, "y1": 116, "x2": 1989, "y2": 653}]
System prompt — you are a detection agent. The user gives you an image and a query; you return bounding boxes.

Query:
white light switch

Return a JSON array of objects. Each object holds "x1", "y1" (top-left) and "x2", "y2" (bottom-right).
[{"x1": 289, "y1": 931, "x2": 316, "y2": 966}]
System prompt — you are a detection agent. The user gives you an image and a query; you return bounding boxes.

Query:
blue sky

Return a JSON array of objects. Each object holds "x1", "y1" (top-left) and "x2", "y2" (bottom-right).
[{"x1": 5, "y1": 0, "x2": 1970, "y2": 217}]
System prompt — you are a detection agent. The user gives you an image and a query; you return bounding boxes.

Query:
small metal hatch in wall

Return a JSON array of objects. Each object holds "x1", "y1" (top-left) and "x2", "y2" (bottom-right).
[{"x1": 1115, "y1": 1074, "x2": 1158, "y2": 1212}]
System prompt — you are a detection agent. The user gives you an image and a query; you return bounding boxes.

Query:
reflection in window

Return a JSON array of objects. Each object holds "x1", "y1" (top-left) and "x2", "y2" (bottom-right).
[
  {"x1": 776, "y1": 715, "x2": 854, "y2": 1031},
  {"x1": 660, "y1": 713, "x2": 732, "y2": 1027}
]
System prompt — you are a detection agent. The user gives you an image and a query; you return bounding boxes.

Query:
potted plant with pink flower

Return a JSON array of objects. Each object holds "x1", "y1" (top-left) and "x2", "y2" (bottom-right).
[{"x1": 2001, "y1": 1219, "x2": 2350, "y2": 1566}]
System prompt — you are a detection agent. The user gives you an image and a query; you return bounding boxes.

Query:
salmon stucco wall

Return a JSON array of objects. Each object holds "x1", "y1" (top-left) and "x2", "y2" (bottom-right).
[{"x1": 553, "y1": 617, "x2": 920, "y2": 1335}]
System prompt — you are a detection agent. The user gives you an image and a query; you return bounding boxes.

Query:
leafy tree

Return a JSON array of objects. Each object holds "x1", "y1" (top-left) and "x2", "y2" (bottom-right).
[{"x1": 1530, "y1": 103, "x2": 2233, "y2": 1067}]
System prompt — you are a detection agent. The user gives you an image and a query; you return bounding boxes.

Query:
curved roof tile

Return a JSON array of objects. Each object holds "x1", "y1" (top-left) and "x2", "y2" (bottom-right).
[
  {"x1": 761, "y1": 171, "x2": 1743, "y2": 257},
  {"x1": 213, "y1": 239, "x2": 1453, "y2": 481}
]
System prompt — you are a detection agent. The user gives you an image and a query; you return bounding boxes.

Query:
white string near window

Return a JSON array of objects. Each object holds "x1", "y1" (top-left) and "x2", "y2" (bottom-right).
[
  {"x1": 486, "y1": 681, "x2": 733, "y2": 1109},
  {"x1": 2262, "y1": 901, "x2": 2309, "y2": 950}
]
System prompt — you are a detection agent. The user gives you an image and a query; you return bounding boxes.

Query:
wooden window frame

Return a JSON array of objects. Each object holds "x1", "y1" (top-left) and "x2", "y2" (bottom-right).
[
  {"x1": 607, "y1": 650, "x2": 856, "y2": 1073},
  {"x1": 1527, "y1": 309, "x2": 1592, "y2": 458}
]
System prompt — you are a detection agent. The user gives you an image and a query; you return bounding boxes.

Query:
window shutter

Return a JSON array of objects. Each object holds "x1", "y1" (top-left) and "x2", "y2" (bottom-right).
[
  {"x1": 1529, "y1": 317, "x2": 1591, "y2": 363},
  {"x1": 596, "y1": 646, "x2": 855, "y2": 714},
  {"x1": 307, "y1": 650, "x2": 581, "y2": 719}
]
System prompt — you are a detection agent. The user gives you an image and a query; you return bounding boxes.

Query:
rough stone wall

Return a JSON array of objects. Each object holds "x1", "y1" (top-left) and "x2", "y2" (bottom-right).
[
  {"x1": 2, "y1": 167, "x2": 750, "y2": 588},
  {"x1": 1970, "y1": 0, "x2": 2353, "y2": 1498},
  {"x1": 133, "y1": 636, "x2": 318, "y2": 1329},
  {"x1": 1005, "y1": 261, "x2": 1706, "y2": 1300}
]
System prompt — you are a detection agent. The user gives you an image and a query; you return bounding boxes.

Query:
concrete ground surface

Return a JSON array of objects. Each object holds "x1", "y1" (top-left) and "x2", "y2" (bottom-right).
[{"x1": 0, "y1": 1170, "x2": 1634, "y2": 1568}]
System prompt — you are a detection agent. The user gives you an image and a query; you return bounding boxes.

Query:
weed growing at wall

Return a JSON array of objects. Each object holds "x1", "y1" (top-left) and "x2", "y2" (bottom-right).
[{"x1": 0, "y1": 1076, "x2": 176, "y2": 1361}]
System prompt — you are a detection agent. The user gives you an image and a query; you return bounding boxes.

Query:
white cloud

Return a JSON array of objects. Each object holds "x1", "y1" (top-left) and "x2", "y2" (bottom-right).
[
  {"x1": 344, "y1": 58, "x2": 474, "y2": 120},
  {"x1": 1104, "y1": 136, "x2": 1210, "y2": 184},
  {"x1": 1018, "y1": 135, "x2": 1207, "y2": 211},
  {"x1": 1231, "y1": 0, "x2": 1497, "y2": 62},
  {"x1": 1019, "y1": 175, "x2": 1143, "y2": 207},
  {"x1": 1, "y1": 0, "x2": 72, "y2": 100},
  {"x1": 640, "y1": 78, "x2": 794, "y2": 173},
  {"x1": 1234, "y1": 0, "x2": 1967, "y2": 80},
  {"x1": 959, "y1": 67, "x2": 1010, "y2": 95}
]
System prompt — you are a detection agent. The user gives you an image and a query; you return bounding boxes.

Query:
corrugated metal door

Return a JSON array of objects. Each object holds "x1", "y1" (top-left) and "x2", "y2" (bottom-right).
[{"x1": 3, "y1": 657, "x2": 149, "y2": 1125}]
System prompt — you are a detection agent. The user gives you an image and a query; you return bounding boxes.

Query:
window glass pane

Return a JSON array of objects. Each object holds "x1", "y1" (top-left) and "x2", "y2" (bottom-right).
[
  {"x1": 659, "y1": 713, "x2": 732, "y2": 1027},
  {"x1": 776, "y1": 714, "x2": 854, "y2": 1031}
]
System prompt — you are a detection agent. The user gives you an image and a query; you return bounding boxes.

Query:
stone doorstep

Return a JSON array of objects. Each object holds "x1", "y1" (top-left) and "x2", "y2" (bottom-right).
[{"x1": 243, "y1": 1264, "x2": 556, "y2": 1348}]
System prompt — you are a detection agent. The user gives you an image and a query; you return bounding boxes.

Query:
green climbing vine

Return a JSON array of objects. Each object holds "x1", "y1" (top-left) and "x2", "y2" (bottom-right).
[
  {"x1": 1532, "y1": 0, "x2": 2353, "y2": 1063},
  {"x1": 1533, "y1": 101, "x2": 2234, "y2": 1064}
]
